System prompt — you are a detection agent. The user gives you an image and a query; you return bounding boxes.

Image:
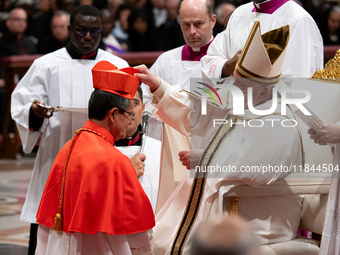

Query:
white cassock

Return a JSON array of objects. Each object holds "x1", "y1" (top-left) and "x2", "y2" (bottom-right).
[
  {"x1": 11, "y1": 48, "x2": 128, "y2": 223},
  {"x1": 320, "y1": 138, "x2": 340, "y2": 255},
  {"x1": 36, "y1": 225, "x2": 153, "y2": 255},
  {"x1": 116, "y1": 118, "x2": 162, "y2": 213},
  {"x1": 142, "y1": 45, "x2": 204, "y2": 212},
  {"x1": 151, "y1": 79, "x2": 304, "y2": 255},
  {"x1": 201, "y1": 1, "x2": 323, "y2": 79}
]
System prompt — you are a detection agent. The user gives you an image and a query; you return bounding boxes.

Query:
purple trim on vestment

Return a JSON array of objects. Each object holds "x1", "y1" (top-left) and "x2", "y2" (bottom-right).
[
  {"x1": 181, "y1": 39, "x2": 213, "y2": 61},
  {"x1": 252, "y1": 0, "x2": 291, "y2": 14}
]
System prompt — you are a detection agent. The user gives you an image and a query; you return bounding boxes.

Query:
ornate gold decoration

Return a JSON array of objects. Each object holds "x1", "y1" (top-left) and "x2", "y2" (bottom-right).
[
  {"x1": 170, "y1": 115, "x2": 237, "y2": 255},
  {"x1": 312, "y1": 49, "x2": 340, "y2": 80},
  {"x1": 230, "y1": 197, "x2": 240, "y2": 216}
]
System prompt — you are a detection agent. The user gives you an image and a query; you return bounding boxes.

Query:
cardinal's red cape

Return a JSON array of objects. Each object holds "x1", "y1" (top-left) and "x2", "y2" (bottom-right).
[{"x1": 36, "y1": 121, "x2": 155, "y2": 235}]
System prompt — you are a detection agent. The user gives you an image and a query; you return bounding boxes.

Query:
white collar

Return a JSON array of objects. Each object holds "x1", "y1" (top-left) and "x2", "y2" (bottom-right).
[{"x1": 254, "y1": 0, "x2": 271, "y2": 9}]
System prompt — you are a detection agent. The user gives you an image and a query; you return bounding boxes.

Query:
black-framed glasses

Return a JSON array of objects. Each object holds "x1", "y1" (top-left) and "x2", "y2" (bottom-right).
[
  {"x1": 119, "y1": 109, "x2": 135, "y2": 120},
  {"x1": 72, "y1": 26, "x2": 102, "y2": 37}
]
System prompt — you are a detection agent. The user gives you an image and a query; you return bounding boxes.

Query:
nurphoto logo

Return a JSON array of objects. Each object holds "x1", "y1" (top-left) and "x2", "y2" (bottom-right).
[{"x1": 196, "y1": 81, "x2": 312, "y2": 116}]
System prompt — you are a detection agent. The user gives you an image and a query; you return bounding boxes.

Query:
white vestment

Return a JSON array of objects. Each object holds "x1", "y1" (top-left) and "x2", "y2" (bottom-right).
[
  {"x1": 201, "y1": 1, "x2": 323, "y2": 79},
  {"x1": 36, "y1": 225, "x2": 152, "y2": 255},
  {"x1": 151, "y1": 79, "x2": 304, "y2": 255},
  {"x1": 116, "y1": 124, "x2": 162, "y2": 213},
  {"x1": 319, "y1": 142, "x2": 340, "y2": 255},
  {"x1": 142, "y1": 46, "x2": 204, "y2": 212},
  {"x1": 11, "y1": 48, "x2": 128, "y2": 223}
]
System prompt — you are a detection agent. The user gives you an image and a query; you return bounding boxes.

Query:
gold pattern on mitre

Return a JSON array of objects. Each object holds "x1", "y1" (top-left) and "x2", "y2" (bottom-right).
[
  {"x1": 312, "y1": 49, "x2": 340, "y2": 81},
  {"x1": 235, "y1": 21, "x2": 290, "y2": 84}
]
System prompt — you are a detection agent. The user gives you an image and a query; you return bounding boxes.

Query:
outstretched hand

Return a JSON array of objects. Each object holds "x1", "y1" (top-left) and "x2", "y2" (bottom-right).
[{"x1": 134, "y1": 65, "x2": 161, "y2": 92}]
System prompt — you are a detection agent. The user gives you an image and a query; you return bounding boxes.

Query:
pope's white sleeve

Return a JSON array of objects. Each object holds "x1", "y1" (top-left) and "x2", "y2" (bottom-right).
[
  {"x1": 152, "y1": 79, "x2": 216, "y2": 137},
  {"x1": 141, "y1": 82, "x2": 155, "y2": 114},
  {"x1": 152, "y1": 80, "x2": 191, "y2": 136}
]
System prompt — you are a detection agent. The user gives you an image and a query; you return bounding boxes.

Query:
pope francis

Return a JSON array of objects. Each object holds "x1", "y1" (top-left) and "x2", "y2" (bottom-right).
[{"x1": 135, "y1": 20, "x2": 304, "y2": 255}]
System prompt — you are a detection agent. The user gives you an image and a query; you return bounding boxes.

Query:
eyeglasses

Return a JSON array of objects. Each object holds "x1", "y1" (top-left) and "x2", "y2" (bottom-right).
[
  {"x1": 9, "y1": 17, "x2": 27, "y2": 22},
  {"x1": 119, "y1": 109, "x2": 135, "y2": 120},
  {"x1": 72, "y1": 26, "x2": 102, "y2": 37}
]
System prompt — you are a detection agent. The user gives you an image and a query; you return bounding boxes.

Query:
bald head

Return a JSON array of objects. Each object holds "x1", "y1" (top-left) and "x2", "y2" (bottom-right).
[
  {"x1": 178, "y1": 0, "x2": 216, "y2": 49},
  {"x1": 179, "y1": 0, "x2": 214, "y2": 19},
  {"x1": 190, "y1": 215, "x2": 258, "y2": 255},
  {"x1": 6, "y1": 8, "x2": 28, "y2": 35}
]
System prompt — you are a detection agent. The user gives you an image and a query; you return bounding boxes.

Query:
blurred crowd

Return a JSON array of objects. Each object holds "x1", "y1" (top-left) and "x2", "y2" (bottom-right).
[
  {"x1": 1, "y1": 0, "x2": 340, "y2": 57},
  {"x1": 0, "y1": 0, "x2": 337, "y2": 63}
]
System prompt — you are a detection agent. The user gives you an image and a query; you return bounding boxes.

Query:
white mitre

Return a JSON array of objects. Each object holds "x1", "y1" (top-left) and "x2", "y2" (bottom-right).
[{"x1": 235, "y1": 20, "x2": 290, "y2": 84}]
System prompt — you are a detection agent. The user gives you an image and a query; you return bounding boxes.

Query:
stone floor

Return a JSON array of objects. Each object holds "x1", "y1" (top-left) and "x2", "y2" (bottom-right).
[{"x1": 0, "y1": 156, "x2": 34, "y2": 255}]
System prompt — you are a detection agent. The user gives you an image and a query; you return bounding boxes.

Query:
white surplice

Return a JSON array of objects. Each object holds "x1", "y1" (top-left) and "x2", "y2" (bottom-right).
[
  {"x1": 36, "y1": 225, "x2": 153, "y2": 255},
  {"x1": 151, "y1": 79, "x2": 304, "y2": 255},
  {"x1": 11, "y1": 48, "x2": 128, "y2": 223},
  {"x1": 201, "y1": 1, "x2": 323, "y2": 79},
  {"x1": 116, "y1": 126, "x2": 162, "y2": 213}
]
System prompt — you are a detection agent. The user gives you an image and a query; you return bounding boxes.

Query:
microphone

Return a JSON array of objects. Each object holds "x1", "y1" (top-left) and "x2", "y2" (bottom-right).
[{"x1": 140, "y1": 111, "x2": 152, "y2": 153}]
